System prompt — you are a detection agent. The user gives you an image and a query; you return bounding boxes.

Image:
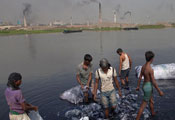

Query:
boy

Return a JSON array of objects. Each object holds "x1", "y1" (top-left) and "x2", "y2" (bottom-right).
[
  {"x1": 136, "y1": 51, "x2": 164, "y2": 120},
  {"x1": 116, "y1": 48, "x2": 132, "y2": 88},
  {"x1": 93, "y1": 58, "x2": 122, "y2": 119},
  {"x1": 76, "y1": 54, "x2": 93, "y2": 103},
  {"x1": 5, "y1": 72, "x2": 38, "y2": 120}
]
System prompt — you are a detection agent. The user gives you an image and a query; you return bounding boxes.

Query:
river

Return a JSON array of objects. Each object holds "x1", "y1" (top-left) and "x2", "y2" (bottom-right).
[{"x1": 0, "y1": 29, "x2": 175, "y2": 120}]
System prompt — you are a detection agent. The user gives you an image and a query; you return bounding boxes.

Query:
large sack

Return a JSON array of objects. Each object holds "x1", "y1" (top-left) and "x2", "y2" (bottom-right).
[
  {"x1": 28, "y1": 111, "x2": 43, "y2": 120},
  {"x1": 135, "y1": 63, "x2": 175, "y2": 79},
  {"x1": 60, "y1": 85, "x2": 100, "y2": 104}
]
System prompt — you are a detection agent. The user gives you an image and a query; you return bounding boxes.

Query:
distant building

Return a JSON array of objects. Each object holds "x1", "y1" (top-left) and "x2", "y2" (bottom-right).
[{"x1": 52, "y1": 20, "x2": 64, "y2": 26}]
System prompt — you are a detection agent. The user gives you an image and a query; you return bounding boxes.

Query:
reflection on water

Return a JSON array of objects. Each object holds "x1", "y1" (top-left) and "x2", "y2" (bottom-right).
[
  {"x1": 0, "y1": 29, "x2": 175, "y2": 120},
  {"x1": 26, "y1": 35, "x2": 37, "y2": 59},
  {"x1": 99, "y1": 32, "x2": 103, "y2": 56}
]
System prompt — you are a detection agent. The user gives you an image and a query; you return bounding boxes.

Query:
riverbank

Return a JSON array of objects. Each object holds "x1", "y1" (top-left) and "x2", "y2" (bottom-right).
[{"x1": 0, "y1": 24, "x2": 174, "y2": 35}]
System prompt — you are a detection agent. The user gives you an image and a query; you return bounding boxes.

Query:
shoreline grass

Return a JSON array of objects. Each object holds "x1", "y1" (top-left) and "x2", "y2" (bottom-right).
[
  {"x1": 0, "y1": 29, "x2": 64, "y2": 35},
  {"x1": 0, "y1": 24, "x2": 174, "y2": 36},
  {"x1": 138, "y1": 24, "x2": 165, "y2": 29}
]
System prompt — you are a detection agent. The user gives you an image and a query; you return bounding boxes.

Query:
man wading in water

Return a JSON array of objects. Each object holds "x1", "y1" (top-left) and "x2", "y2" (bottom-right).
[
  {"x1": 76, "y1": 54, "x2": 93, "y2": 103},
  {"x1": 116, "y1": 48, "x2": 132, "y2": 89},
  {"x1": 136, "y1": 51, "x2": 164, "y2": 120},
  {"x1": 93, "y1": 58, "x2": 122, "y2": 119}
]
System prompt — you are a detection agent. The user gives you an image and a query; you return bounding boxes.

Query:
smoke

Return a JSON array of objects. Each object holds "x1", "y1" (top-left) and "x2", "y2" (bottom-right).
[
  {"x1": 23, "y1": 3, "x2": 32, "y2": 16},
  {"x1": 120, "y1": 11, "x2": 131, "y2": 20},
  {"x1": 23, "y1": 3, "x2": 32, "y2": 25},
  {"x1": 115, "y1": 4, "x2": 121, "y2": 14}
]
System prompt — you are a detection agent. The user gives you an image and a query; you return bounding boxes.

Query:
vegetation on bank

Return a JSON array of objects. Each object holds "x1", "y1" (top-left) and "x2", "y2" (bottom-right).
[
  {"x1": 84, "y1": 27, "x2": 121, "y2": 31},
  {"x1": 0, "y1": 29, "x2": 64, "y2": 35},
  {"x1": 138, "y1": 24, "x2": 165, "y2": 29},
  {"x1": 0, "y1": 24, "x2": 174, "y2": 35}
]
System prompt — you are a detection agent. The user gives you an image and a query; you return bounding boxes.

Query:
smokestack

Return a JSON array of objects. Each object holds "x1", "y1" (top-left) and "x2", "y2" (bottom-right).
[
  {"x1": 114, "y1": 11, "x2": 117, "y2": 23},
  {"x1": 99, "y1": 2, "x2": 102, "y2": 24},
  {"x1": 24, "y1": 16, "x2": 27, "y2": 27}
]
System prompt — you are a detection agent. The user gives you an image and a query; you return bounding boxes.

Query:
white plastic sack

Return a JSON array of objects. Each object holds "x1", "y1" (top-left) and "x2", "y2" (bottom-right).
[
  {"x1": 135, "y1": 63, "x2": 175, "y2": 79},
  {"x1": 28, "y1": 111, "x2": 43, "y2": 120},
  {"x1": 60, "y1": 85, "x2": 100, "y2": 104}
]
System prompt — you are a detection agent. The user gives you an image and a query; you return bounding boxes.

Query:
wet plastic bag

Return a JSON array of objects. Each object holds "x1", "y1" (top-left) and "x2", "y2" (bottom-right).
[
  {"x1": 28, "y1": 111, "x2": 43, "y2": 120},
  {"x1": 60, "y1": 85, "x2": 100, "y2": 104},
  {"x1": 135, "y1": 63, "x2": 175, "y2": 79}
]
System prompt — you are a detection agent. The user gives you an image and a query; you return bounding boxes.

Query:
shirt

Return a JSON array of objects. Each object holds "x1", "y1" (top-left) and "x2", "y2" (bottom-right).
[
  {"x1": 95, "y1": 67, "x2": 117, "y2": 92},
  {"x1": 122, "y1": 53, "x2": 130, "y2": 70},
  {"x1": 5, "y1": 87, "x2": 25, "y2": 114},
  {"x1": 77, "y1": 62, "x2": 93, "y2": 85}
]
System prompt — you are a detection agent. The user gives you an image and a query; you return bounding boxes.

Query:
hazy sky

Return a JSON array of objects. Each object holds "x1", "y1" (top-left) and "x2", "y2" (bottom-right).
[{"x1": 0, "y1": 0, "x2": 175, "y2": 24}]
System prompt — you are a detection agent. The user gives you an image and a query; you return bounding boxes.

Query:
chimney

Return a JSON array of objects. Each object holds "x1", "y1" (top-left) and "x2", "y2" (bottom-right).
[
  {"x1": 99, "y1": 2, "x2": 102, "y2": 24},
  {"x1": 24, "y1": 16, "x2": 27, "y2": 27},
  {"x1": 114, "y1": 11, "x2": 117, "y2": 23}
]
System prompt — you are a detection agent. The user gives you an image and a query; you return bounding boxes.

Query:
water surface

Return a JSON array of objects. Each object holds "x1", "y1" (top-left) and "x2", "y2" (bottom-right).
[{"x1": 0, "y1": 29, "x2": 175, "y2": 120}]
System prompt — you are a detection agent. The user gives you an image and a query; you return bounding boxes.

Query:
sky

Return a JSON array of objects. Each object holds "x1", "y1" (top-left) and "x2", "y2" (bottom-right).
[{"x1": 0, "y1": 0, "x2": 175, "y2": 24}]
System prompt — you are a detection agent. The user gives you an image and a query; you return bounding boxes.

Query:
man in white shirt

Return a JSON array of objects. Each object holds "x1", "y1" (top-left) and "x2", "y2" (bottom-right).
[
  {"x1": 116, "y1": 48, "x2": 132, "y2": 88},
  {"x1": 93, "y1": 58, "x2": 122, "y2": 119}
]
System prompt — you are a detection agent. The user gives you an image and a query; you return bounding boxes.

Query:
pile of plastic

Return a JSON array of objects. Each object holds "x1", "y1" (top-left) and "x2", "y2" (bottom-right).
[
  {"x1": 135, "y1": 63, "x2": 175, "y2": 79},
  {"x1": 60, "y1": 85, "x2": 100, "y2": 104},
  {"x1": 61, "y1": 87, "x2": 151, "y2": 120},
  {"x1": 28, "y1": 111, "x2": 43, "y2": 120}
]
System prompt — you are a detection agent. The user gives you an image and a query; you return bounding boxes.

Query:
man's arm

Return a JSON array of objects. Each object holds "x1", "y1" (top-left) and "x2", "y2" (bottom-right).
[
  {"x1": 21, "y1": 102, "x2": 38, "y2": 111},
  {"x1": 114, "y1": 76, "x2": 122, "y2": 97},
  {"x1": 76, "y1": 74, "x2": 84, "y2": 89},
  {"x1": 128, "y1": 55, "x2": 132, "y2": 69},
  {"x1": 119, "y1": 56, "x2": 123, "y2": 76},
  {"x1": 93, "y1": 78, "x2": 99, "y2": 101},
  {"x1": 136, "y1": 67, "x2": 143, "y2": 90},
  {"x1": 150, "y1": 69, "x2": 164, "y2": 96},
  {"x1": 87, "y1": 72, "x2": 92, "y2": 88}
]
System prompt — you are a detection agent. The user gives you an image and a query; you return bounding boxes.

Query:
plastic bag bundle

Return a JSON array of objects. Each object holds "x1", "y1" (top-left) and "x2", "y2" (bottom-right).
[
  {"x1": 60, "y1": 85, "x2": 100, "y2": 104},
  {"x1": 60, "y1": 85, "x2": 84, "y2": 104},
  {"x1": 28, "y1": 111, "x2": 43, "y2": 120},
  {"x1": 135, "y1": 63, "x2": 175, "y2": 79}
]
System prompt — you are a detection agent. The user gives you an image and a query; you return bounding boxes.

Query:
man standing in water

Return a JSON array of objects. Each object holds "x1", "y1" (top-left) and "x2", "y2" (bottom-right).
[
  {"x1": 94, "y1": 58, "x2": 122, "y2": 119},
  {"x1": 136, "y1": 51, "x2": 164, "y2": 120},
  {"x1": 76, "y1": 54, "x2": 93, "y2": 103},
  {"x1": 116, "y1": 48, "x2": 132, "y2": 88}
]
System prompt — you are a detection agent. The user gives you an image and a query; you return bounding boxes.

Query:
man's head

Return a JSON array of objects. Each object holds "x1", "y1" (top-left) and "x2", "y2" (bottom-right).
[
  {"x1": 145, "y1": 51, "x2": 155, "y2": 62},
  {"x1": 99, "y1": 58, "x2": 110, "y2": 71},
  {"x1": 7, "y1": 72, "x2": 22, "y2": 90},
  {"x1": 116, "y1": 48, "x2": 123, "y2": 56},
  {"x1": 84, "y1": 54, "x2": 92, "y2": 66}
]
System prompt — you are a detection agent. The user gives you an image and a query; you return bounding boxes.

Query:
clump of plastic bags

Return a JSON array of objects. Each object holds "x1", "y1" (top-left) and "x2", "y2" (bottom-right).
[
  {"x1": 60, "y1": 85, "x2": 100, "y2": 104},
  {"x1": 28, "y1": 111, "x2": 43, "y2": 120},
  {"x1": 135, "y1": 63, "x2": 175, "y2": 79}
]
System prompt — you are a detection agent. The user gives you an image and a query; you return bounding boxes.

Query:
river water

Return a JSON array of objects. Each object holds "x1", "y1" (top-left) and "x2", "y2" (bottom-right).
[{"x1": 0, "y1": 29, "x2": 175, "y2": 120}]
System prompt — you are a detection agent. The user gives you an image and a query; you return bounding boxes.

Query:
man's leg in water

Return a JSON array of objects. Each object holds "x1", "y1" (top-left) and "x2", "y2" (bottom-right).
[
  {"x1": 104, "y1": 108, "x2": 109, "y2": 118},
  {"x1": 125, "y1": 69, "x2": 130, "y2": 86},
  {"x1": 149, "y1": 96, "x2": 156, "y2": 116},
  {"x1": 110, "y1": 90, "x2": 117, "y2": 115},
  {"x1": 101, "y1": 92, "x2": 110, "y2": 118},
  {"x1": 136, "y1": 101, "x2": 147, "y2": 120},
  {"x1": 121, "y1": 78, "x2": 125, "y2": 86},
  {"x1": 84, "y1": 92, "x2": 89, "y2": 103}
]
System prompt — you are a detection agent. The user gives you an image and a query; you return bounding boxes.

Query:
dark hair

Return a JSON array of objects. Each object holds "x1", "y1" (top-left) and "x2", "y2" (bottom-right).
[
  {"x1": 145, "y1": 51, "x2": 155, "y2": 62},
  {"x1": 7, "y1": 72, "x2": 22, "y2": 90},
  {"x1": 116, "y1": 48, "x2": 123, "y2": 53},
  {"x1": 84, "y1": 54, "x2": 92, "y2": 62}
]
